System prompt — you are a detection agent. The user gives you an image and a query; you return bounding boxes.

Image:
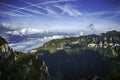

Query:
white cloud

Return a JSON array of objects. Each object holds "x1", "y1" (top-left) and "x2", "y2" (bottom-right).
[
  {"x1": 0, "y1": 6, "x2": 33, "y2": 17},
  {"x1": 41, "y1": 0, "x2": 75, "y2": 4},
  {"x1": 1, "y1": 0, "x2": 75, "y2": 17},
  {"x1": 0, "y1": 0, "x2": 79, "y2": 17},
  {"x1": 54, "y1": 4, "x2": 83, "y2": 17},
  {"x1": 0, "y1": 3, "x2": 44, "y2": 16},
  {"x1": 0, "y1": 3, "x2": 33, "y2": 17},
  {"x1": 0, "y1": 11, "x2": 25, "y2": 17},
  {"x1": 44, "y1": 35, "x2": 64, "y2": 40},
  {"x1": 11, "y1": 6, "x2": 44, "y2": 15},
  {"x1": 0, "y1": 0, "x2": 75, "y2": 17},
  {"x1": 6, "y1": 28, "x2": 47, "y2": 35},
  {"x1": 9, "y1": 38, "x2": 44, "y2": 53},
  {"x1": 85, "y1": 9, "x2": 120, "y2": 19},
  {"x1": 18, "y1": 0, "x2": 58, "y2": 16},
  {"x1": 9, "y1": 35, "x2": 64, "y2": 53},
  {"x1": 45, "y1": 7, "x2": 58, "y2": 16}
]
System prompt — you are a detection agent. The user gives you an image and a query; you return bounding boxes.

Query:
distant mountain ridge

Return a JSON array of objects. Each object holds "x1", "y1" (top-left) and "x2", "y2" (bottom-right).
[{"x1": 36, "y1": 30, "x2": 120, "y2": 57}]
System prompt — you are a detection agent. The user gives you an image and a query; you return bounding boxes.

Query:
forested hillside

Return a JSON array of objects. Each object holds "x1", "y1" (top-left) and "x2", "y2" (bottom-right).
[
  {"x1": 35, "y1": 30, "x2": 120, "y2": 80},
  {"x1": 0, "y1": 37, "x2": 50, "y2": 80}
]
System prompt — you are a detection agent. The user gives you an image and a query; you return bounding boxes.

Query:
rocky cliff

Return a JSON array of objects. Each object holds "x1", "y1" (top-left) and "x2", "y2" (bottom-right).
[
  {"x1": 0, "y1": 37, "x2": 50, "y2": 80},
  {"x1": 0, "y1": 37, "x2": 11, "y2": 59}
]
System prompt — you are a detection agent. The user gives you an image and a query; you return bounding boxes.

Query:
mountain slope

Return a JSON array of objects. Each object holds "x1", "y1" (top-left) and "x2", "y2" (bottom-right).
[
  {"x1": 0, "y1": 37, "x2": 50, "y2": 80},
  {"x1": 35, "y1": 30, "x2": 120, "y2": 80},
  {"x1": 37, "y1": 30, "x2": 120, "y2": 57}
]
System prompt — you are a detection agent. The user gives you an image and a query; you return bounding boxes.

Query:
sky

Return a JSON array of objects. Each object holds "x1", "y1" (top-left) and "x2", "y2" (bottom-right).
[{"x1": 0, "y1": 0, "x2": 120, "y2": 33}]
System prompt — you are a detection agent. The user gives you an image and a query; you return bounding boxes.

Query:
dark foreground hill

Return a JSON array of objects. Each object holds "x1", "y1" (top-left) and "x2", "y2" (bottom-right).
[{"x1": 0, "y1": 37, "x2": 50, "y2": 80}]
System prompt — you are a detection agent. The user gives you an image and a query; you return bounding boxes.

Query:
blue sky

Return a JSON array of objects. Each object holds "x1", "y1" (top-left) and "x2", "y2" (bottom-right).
[{"x1": 0, "y1": 0, "x2": 120, "y2": 32}]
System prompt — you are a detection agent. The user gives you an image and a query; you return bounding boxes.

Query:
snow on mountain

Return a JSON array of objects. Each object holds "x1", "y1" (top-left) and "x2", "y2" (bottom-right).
[{"x1": 6, "y1": 28, "x2": 48, "y2": 35}]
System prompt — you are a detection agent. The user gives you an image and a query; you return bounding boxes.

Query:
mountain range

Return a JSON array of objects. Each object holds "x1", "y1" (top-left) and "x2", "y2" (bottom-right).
[
  {"x1": 34, "y1": 30, "x2": 120, "y2": 80},
  {"x1": 0, "y1": 30, "x2": 120, "y2": 80}
]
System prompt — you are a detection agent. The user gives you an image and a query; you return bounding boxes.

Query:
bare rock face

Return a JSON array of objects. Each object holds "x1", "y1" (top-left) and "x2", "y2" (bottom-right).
[
  {"x1": 0, "y1": 43, "x2": 11, "y2": 59},
  {"x1": 0, "y1": 37, "x2": 11, "y2": 59}
]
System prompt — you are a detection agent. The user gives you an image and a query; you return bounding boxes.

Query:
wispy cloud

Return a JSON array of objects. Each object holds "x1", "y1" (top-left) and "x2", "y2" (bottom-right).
[
  {"x1": 15, "y1": 0, "x2": 75, "y2": 17},
  {"x1": 0, "y1": 0, "x2": 119, "y2": 19},
  {"x1": 0, "y1": 3, "x2": 44, "y2": 16},
  {"x1": 11, "y1": 0, "x2": 74, "y2": 17},
  {"x1": 0, "y1": 3, "x2": 34, "y2": 17},
  {"x1": 0, "y1": 11, "x2": 25, "y2": 17},
  {"x1": 44, "y1": 7, "x2": 58, "y2": 16},
  {"x1": 19, "y1": 0, "x2": 58, "y2": 16},
  {"x1": 54, "y1": 4, "x2": 83, "y2": 17},
  {"x1": 85, "y1": 9, "x2": 120, "y2": 19},
  {"x1": 13, "y1": 4, "x2": 43, "y2": 15},
  {"x1": 0, "y1": 6, "x2": 33, "y2": 17},
  {"x1": 0, "y1": 0, "x2": 76, "y2": 17},
  {"x1": 41, "y1": 0, "x2": 75, "y2": 4}
]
